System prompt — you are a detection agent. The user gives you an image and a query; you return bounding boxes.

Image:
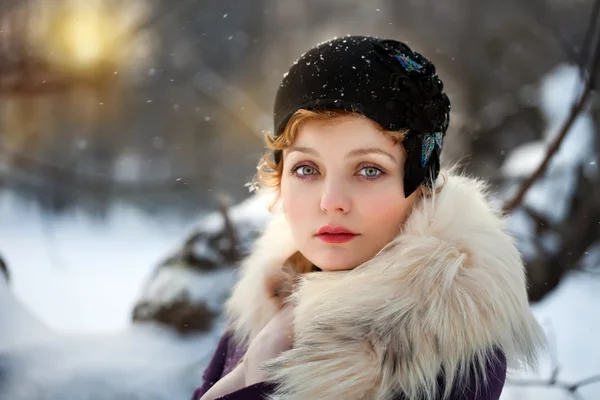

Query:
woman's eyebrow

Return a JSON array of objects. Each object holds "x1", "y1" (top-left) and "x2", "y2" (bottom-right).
[
  {"x1": 346, "y1": 148, "x2": 397, "y2": 163},
  {"x1": 285, "y1": 146, "x2": 397, "y2": 163},
  {"x1": 286, "y1": 146, "x2": 320, "y2": 157}
]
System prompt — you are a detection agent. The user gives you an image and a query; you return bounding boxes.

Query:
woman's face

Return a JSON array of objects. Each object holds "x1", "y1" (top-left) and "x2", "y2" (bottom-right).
[{"x1": 280, "y1": 116, "x2": 420, "y2": 271}]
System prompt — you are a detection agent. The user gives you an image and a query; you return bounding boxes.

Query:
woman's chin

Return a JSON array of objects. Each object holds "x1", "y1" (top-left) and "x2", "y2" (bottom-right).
[{"x1": 307, "y1": 249, "x2": 361, "y2": 272}]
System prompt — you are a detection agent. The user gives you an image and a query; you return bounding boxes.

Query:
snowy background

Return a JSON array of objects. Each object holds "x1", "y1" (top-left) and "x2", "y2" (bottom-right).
[
  {"x1": 0, "y1": 193, "x2": 269, "y2": 400},
  {"x1": 2, "y1": 1, "x2": 600, "y2": 399}
]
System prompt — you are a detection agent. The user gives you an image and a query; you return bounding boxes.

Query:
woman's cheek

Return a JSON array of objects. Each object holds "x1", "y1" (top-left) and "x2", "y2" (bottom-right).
[
  {"x1": 365, "y1": 189, "x2": 409, "y2": 225},
  {"x1": 282, "y1": 179, "x2": 309, "y2": 219},
  {"x1": 288, "y1": 184, "x2": 316, "y2": 220}
]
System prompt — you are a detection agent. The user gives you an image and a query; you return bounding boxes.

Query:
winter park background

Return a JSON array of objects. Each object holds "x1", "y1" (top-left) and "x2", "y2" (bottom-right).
[{"x1": 1, "y1": 1, "x2": 600, "y2": 399}]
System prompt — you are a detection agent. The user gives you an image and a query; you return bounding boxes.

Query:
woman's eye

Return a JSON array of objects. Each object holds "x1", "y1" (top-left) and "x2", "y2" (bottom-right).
[
  {"x1": 295, "y1": 165, "x2": 317, "y2": 176},
  {"x1": 358, "y1": 166, "x2": 383, "y2": 178}
]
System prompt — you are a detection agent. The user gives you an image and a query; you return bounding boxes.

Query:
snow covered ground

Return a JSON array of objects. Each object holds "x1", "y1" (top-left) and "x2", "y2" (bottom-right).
[
  {"x1": 0, "y1": 318, "x2": 222, "y2": 400},
  {"x1": 0, "y1": 192, "x2": 190, "y2": 334},
  {"x1": 0, "y1": 191, "x2": 278, "y2": 400},
  {"x1": 0, "y1": 194, "x2": 225, "y2": 399},
  {"x1": 501, "y1": 270, "x2": 600, "y2": 400}
]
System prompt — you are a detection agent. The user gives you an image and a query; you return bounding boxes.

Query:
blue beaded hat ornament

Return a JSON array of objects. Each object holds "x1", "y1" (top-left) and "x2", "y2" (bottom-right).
[
  {"x1": 273, "y1": 36, "x2": 451, "y2": 197},
  {"x1": 391, "y1": 50, "x2": 446, "y2": 168}
]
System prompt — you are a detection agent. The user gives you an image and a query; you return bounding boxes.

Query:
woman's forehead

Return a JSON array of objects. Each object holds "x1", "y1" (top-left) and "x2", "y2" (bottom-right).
[
  {"x1": 285, "y1": 135, "x2": 404, "y2": 166},
  {"x1": 291, "y1": 118, "x2": 399, "y2": 151}
]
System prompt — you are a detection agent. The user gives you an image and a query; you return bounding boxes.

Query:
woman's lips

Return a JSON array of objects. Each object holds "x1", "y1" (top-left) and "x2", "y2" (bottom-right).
[{"x1": 316, "y1": 233, "x2": 358, "y2": 243}]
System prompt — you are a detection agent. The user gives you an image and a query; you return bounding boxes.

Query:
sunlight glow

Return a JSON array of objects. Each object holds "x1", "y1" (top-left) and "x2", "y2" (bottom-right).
[
  {"x1": 59, "y1": 10, "x2": 110, "y2": 67},
  {"x1": 29, "y1": 0, "x2": 152, "y2": 75}
]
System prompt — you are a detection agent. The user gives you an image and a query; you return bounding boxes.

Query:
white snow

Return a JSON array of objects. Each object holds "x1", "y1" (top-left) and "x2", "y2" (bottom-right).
[
  {"x1": 0, "y1": 192, "x2": 187, "y2": 334},
  {"x1": 0, "y1": 190, "x2": 277, "y2": 399},
  {"x1": 137, "y1": 267, "x2": 238, "y2": 312},
  {"x1": 0, "y1": 242, "x2": 222, "y2": 399},
  {"x1": 502, "y1": 271, "x2": 600, "y2": 399},
  {"x1": 0, "y1": 191, "x2": 274, "y2": 400},
  {"x1": 1, "y1": 319, "x2": 221, "y2": 400},
  {"x1": 501, "y1": 141, "x2": 547, "y2": 178},
  {"x1": 183, "y1": 191, "x2": 272, "y2": 238},
  {"x1": 132, "y1": 192, "x2": 273, "y2": 316},
  {"x1": 0, "y1": 275, "x2": 51, "y2": 350}
]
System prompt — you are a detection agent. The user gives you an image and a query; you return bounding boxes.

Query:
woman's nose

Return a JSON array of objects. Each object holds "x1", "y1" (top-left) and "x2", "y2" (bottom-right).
[{"x1": 320, "y1": 178, "x2": 351, "y2": 214}]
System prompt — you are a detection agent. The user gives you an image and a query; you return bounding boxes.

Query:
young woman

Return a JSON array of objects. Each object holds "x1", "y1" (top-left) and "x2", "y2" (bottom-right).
[{"x1": 193, "y1": 35, "x2": 546, "y2": 400}]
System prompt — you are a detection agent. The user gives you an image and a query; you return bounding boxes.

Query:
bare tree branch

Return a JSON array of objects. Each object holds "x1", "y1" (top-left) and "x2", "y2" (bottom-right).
[
  {"x1": 502, "y1": 0, "x2": 600, "y2": 214},
  {"x1": 509, "y1": 373, "x2": 600, "y2": 399},
  {"x1": 579, "y1": 0, "x2": 600, "y2": 75},
  {"x1": 526, "y1": 165, "x2": 600, "y2": 301},
  {"x1": 502, "y1": 85, "x2": 594, "y2": 213},
  {"x1": 216, "y1": 192, "x2": 241, "y2": 263},
  {"x1": 502, "y1": 33, "x2": 600, "y2": 213}
]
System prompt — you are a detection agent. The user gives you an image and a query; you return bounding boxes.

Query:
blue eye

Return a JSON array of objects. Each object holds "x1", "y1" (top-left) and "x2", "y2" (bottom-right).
[
  {"x1": 358, "y1": 166, "x2": 383, "y2": 178},
  {"x1": 291, "y1": 164, "x2": 319, "y2": 180},
  {"x1": 296, "y1": 166, "x2": 317, "y2": 176}
]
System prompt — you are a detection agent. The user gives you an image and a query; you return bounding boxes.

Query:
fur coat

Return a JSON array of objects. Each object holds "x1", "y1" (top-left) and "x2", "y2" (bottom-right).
[{"x1": 225, "y1": 171, "x2": 546, "y2": 400}]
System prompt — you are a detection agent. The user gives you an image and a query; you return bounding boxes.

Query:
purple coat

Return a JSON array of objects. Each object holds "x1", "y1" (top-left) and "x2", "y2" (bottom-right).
[{"x1": 192, "y1": 330, "x2": 507, "y2": 400}]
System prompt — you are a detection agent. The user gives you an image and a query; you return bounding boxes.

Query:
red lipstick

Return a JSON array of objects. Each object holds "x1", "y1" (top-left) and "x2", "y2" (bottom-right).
[{"x1": 316, "y1": 225, "x2": 358, "y2": 244}]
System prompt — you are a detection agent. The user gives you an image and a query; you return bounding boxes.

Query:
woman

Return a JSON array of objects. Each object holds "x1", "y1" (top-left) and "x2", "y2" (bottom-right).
[{"x1": 193, "y1": 35, "x2": 546, "y2": 400}]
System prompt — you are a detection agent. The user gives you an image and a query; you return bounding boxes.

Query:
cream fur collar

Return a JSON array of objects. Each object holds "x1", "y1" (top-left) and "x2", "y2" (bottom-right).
[{"x1": 225, "y1": 171, "x2": 546, "y2": 400}]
